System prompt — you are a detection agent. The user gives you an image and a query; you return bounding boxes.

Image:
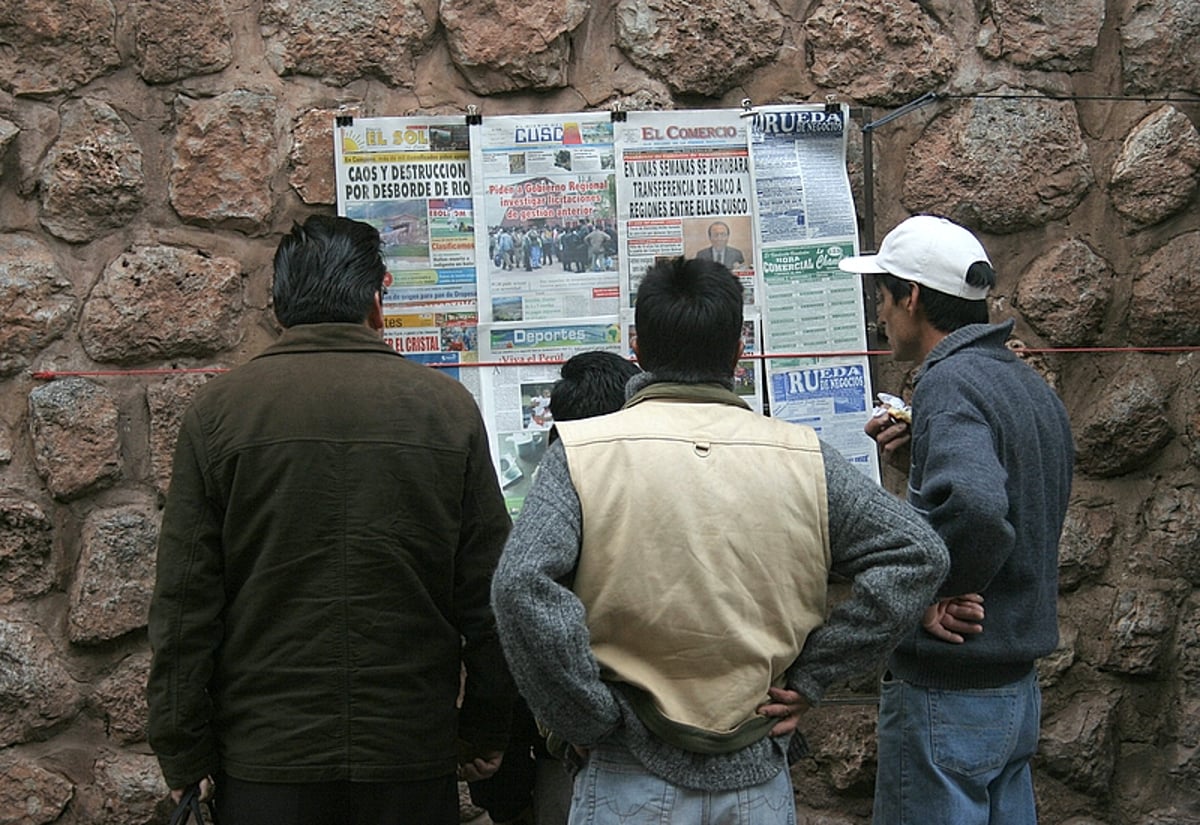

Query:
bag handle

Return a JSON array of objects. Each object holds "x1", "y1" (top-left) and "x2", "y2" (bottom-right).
[{"x1": 168, "y1": 783, "x2": 218, "y2": 825}]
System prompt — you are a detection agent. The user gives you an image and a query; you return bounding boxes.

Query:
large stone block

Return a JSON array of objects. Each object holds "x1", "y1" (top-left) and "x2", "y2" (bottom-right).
[
  {"x1": 1110, "y1": 106, "x2": 1200, "y2": 227},
  {"x1": 0, "y1": 496, "x2": 55, "y2": 605},
  {"x1": 804, "y1": 0, "x2": 955, "y2": 106},
  {"x1": 146, "y1": 373, "x2": 215, "y2": 498},
  {"x1": 0, "y1": 0, "x2": 120, "y2": 96},
  {"x1": 130, "y1": 0, "x2": 233, "y2": 84},
  {"x1": 89, "y1": 651, "x2": 152, "y2": 744},
  {"x1": 903, "y1": 90, "x2": 1094, "y2": 234},
  {"x1": 290, "y1": 106, "x2": 361, "y2": 206},
  {"x1": 80, "y1": 750, "x2": 170, "y2": 825},
  {"x1": 1136, "y1": 486, "x2": 1200, "y2": 586},
  {"x1": 37, "y1": 98, "x2": 145, "y2": 244},
  {"x1": 0, "y1": 755, "x2": 73, "y2": 825},
  {"x1": 1058, "y1": 502, "x2": 1115, "y2": 592},
  {"x1": 1015, "y1": 239, "x2": 1114, "y2": 348},
  {"x1": 1127, "y1": 232, "x2": 1200, "y2": 348},
  {"x1": 1074, "y1": 365, "x2": 1172, "y2": 478},
  {"x1": 79, "y1": 244, "x2": 244, "y2": 365},
  {"x1": 28, "y1": 379, "x2": 122, "y2": 501},
  {"x1": 616, "y1": 0, "x2": 785, "y2": 97},
  {"x1": 0, "y1": 233, "x2": 75, "y2": 379},
  {"x1": 0, "y1": 618, "x2": 81, "y2": 747},
  {"x1": 1039, "y1": 691, "x2": 1119, "y2": 796},
  {"x1": 169, "y1": 90, "x2": 283, "y2": 231},
  {"x1": 261, "y1": 0, "x2": 437, "y2": 87},
  {"x1": 980, "y1": 0, "x2": 1104, "y2": 71},
  {"x1": 443, "y1": 0, "x2": 587, "y2": 94},
  {"x1": 1120, "y1": 0, "x2": 1200, "y2": 95},
  {"x1": 68, "y1": 505, "x2": 158, "y2": 645},
  {"x1": 1101, "y1": 588, "x2": 1175, "y2": 676}
]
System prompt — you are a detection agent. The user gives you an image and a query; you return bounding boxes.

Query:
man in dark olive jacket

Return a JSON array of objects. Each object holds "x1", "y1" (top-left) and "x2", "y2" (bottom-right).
[{"x1": 147, "y1": 215, "x2": 515, "y2": 825}]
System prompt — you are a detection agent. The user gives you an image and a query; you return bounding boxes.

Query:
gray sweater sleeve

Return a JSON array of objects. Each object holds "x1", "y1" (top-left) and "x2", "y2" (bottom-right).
[
  {"x1": 490, "y1": 441, "x2": 622, "y2": 746},
  {"x1": 786, "y1": 443, "x2": 950, "y2": 702}
]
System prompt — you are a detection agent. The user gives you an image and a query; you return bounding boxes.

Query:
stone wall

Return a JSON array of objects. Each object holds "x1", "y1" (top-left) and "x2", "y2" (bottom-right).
[{"x1": 1, "y1": 1, "x2": 1198, "y2": 823}]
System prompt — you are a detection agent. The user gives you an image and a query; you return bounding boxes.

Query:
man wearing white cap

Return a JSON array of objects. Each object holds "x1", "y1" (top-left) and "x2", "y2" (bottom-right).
[{"x1": 839, "y1": 215, "x2": 1074, "y2": 825}]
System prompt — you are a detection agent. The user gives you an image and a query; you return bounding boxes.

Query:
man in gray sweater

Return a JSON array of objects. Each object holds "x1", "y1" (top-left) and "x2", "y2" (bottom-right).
[
  {"x1": 844, "y1": 215, "x2": 1074, "y2": 825},
  {"x1": 492, "y1": 255, "x2": 949, "y2": 824}
]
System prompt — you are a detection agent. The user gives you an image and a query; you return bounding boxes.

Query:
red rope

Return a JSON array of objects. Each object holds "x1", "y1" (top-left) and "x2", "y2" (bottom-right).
[{"x1": 28, "y1": 344, "x2": 1200, "y2": 379}]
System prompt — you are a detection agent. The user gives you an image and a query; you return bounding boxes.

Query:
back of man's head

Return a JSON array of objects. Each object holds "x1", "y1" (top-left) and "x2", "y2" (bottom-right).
[
  {"x1": 634, "y1": 257, "x2": 743, "y2": 383},
  {"x1": 272, "y1": 215, "x2": 386, "y2": 328},
  {"x1": 550, "y1": 351, "x2": 641, "y2": 422}
]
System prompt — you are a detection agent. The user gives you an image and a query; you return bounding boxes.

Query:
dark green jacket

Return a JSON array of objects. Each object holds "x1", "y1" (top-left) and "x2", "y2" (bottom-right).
[{"x1": 147, "y1": 323, "x2": 514, "y2": 788}]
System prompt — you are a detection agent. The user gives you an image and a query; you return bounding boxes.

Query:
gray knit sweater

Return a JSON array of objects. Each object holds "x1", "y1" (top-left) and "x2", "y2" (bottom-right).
[
  {"x1": 888, "y1": 321, "x2": 1073, "y2": 689},
  {"x1": 491, "y1": 379, "x2": 949, "y2": 791}
]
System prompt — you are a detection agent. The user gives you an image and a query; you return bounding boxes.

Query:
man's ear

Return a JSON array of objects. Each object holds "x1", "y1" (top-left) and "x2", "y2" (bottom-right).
[
  {"x1": 904, "y1": 283, "x2": 920, "y2": 314},
  {"x1": 368, "y1": 291, "x2": 385, "y2": 331}
]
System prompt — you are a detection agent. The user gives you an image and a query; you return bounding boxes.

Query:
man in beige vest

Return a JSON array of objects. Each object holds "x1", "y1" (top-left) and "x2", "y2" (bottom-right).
[{"x1": 492, "y1": 256, "x2": 948, "y2": 824}]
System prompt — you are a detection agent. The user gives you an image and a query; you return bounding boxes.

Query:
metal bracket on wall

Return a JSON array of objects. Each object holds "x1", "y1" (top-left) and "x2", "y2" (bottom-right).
[{"x1": 847, "y1": 91, "x2": 946, "y2": 355}]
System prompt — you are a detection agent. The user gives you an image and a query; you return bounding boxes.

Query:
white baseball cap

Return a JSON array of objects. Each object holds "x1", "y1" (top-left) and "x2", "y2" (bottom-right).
[{"x1": 838, "y1": 215, "x2": 993, "y2": 300}]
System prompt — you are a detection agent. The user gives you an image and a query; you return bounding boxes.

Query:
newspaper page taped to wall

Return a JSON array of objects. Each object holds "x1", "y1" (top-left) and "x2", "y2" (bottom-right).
[{"x1": 748, "y1": 103, "x2": 880, "y2": 481}]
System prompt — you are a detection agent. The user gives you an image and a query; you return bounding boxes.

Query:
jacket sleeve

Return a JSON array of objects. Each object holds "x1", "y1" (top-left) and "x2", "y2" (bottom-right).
[
  {"x1": 455, "y1": 415, "x2": 519, "y2": 754},
  {"x1": 787, "y1": 443, "x2": 949, "y2": 702},
  {"x1": 912, "y1": 408, "x2": 1015, "y2": 596},
  {"x1": 490, "y1": 442, "x2": 622, "y2": 747},
  {"x1": 146, "y1": 408, "x2": 225, "y2": 789}
]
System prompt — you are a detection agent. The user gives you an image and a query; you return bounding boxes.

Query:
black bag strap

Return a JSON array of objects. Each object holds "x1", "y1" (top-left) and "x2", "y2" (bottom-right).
[{"x1": 168, "y1": 783, "x2": 218, "y2": 825}]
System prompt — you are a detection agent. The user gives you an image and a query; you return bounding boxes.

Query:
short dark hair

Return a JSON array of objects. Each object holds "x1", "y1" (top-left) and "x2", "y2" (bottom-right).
[
  {"x1": 634, "y1": 256, "x2": 743, "y2": 383},
  {"x1": 272, "y1": 215, "x2": 387, "y2": 328},
  {"x1": 877, "y1": 261, "x2": 994, "y2": 333},
  {"x1": 550, "y1": 351, "x2": 641, "y2": 423}
]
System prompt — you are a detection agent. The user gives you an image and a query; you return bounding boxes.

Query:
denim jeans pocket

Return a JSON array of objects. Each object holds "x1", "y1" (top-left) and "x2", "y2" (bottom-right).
[{"x1": 928, "y1": 685, "x2": 1020, "y2": 777}]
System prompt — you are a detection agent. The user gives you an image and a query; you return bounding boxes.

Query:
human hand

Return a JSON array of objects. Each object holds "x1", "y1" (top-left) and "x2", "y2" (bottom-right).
[
  {"x1": 922, "y1": 594, "x2": 985, "y2": 643},
  {"x1": 756, "y1": 686, "x2": 811, "y2": 737},
  {"x1": 865, "y1": 412, "x2": 911, "y2": 470},
  {"x1": 458, "y1": 751, "x2": 504, "y2": 782},
  {"x1": 170, "y1": 774, "x2": 215, "y2": 804}
]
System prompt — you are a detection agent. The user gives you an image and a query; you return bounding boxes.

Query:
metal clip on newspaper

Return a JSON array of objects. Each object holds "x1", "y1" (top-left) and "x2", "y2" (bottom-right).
[
  {"x1": 611, "y1": 101, "x2": 626, "y2": 123},
  {"x1": 466, "y1": 104, "x2": 481, "y2": 126}
]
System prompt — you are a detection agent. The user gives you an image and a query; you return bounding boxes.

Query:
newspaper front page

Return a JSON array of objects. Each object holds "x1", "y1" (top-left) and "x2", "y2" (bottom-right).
[
  {"x1": 473, "y1": 113, "x2": 620, "y2": 325},
  {"x1": 613, "y1": 109, "x2": 766, "y2": 414},
  {"x1": 748, "y1": 103, "x2": 880, "y2": 480},
  {"x1": 478, "y1": 317, "x2": 625, "y2": 514},
  {"x1": 334, "y1": 116, "x2": 482, "y2": 396},
  {"x1": 614, "y1": 109, "x2": 759, "y2": 308}
]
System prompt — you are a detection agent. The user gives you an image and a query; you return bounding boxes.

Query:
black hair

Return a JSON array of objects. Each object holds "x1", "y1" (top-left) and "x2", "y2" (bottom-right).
[
  {"x1": 549, "y1": 351, "x2": 641, "y2": 423},
  {"x1": 634, "y1": 256, "x2": 743, "y2": 383},
  {"x1": 876, "y1": 260, "x2": 994, "y2": 333},
  {"x1": 272, "y1": 215, "x2": 387, "y2": 328}
]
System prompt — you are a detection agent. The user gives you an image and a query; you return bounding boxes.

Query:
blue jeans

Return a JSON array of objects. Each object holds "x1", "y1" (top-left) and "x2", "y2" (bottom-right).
[
  {"x1": 569, "y1": 742, "x2": 795, "y2": 825},
  {"x1": 872, "y1": 669, "x2": 1041, "y2": 825}
]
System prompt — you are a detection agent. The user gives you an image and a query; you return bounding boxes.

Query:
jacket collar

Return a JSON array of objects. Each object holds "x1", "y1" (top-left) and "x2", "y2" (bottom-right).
[
  {"x1": 626, "y1": 378, "x2": 751, "y2": 411},
  {"x1": 253, "y1": 323, "x2": 397, "y2": 360},
  {"x1": 915, "y1": 319, "x2": 1015, "y2": 384}
]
